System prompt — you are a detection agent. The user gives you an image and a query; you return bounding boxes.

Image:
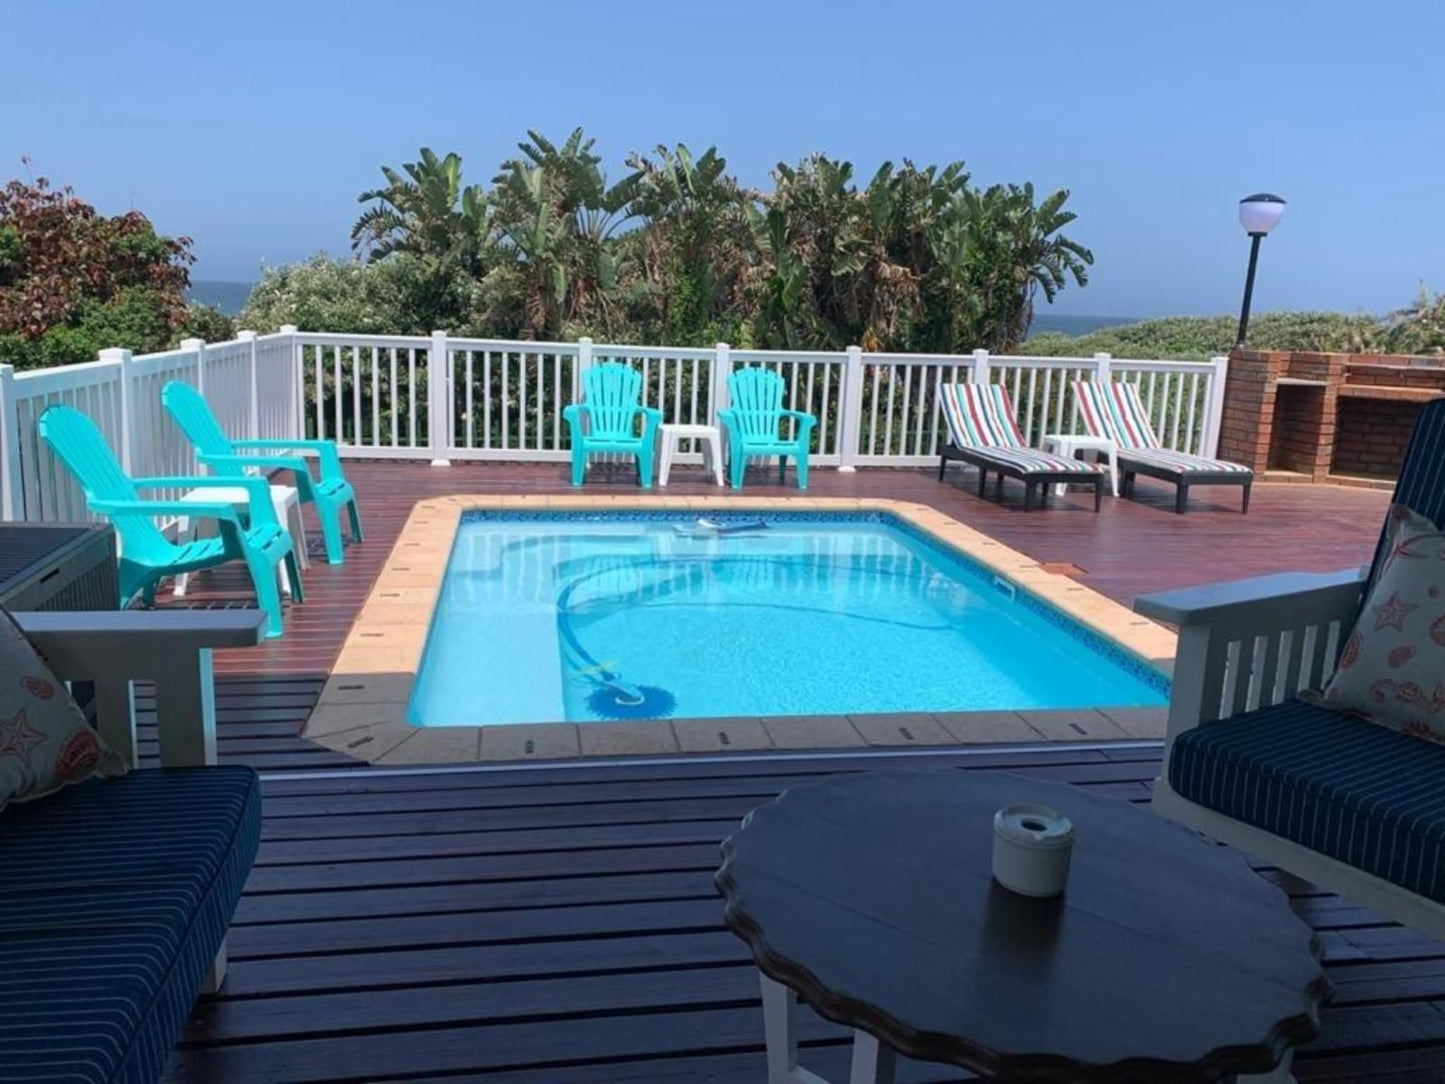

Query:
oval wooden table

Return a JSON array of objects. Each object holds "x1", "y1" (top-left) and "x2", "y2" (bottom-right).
[{"x1": 716, "y1": 770, "x2": 1329, "y2": 1084}]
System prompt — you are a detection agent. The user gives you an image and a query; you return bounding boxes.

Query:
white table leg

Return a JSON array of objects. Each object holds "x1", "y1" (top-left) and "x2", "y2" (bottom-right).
[
  {"x1": 760, "y1": 972, "x2": 829, "y2": 1084},
  {"x1": 704, "y1": 431, "x2": 723, "y2": 485},
  {"x1": 1045, "y1": 437, "x2": 1071, "y2": 497},
  {"x1": 658, "y1": 431, "x2": 675, "y2": 487},
  {"x1": 848, "y1": 1031, "x2": 897, "y2": 1084},
  {"x1": 1107, "y1": 443, "x2": 1120, "y2": 497}
]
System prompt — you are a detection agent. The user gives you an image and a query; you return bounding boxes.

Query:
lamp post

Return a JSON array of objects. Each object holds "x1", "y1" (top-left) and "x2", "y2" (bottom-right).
[{"x1": 1234, "y1": 193, "x2": 1286, "y2": 347}]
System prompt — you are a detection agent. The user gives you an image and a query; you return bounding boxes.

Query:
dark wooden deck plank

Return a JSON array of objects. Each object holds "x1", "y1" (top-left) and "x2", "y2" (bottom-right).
[{"x1": 167, "y1": 750, "x2": 1445, "y2": 1082}]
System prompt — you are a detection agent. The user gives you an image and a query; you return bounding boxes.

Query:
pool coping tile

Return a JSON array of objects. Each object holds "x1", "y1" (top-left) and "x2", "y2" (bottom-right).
[{"x1": 313, "y1": 494, "x2": 1177, "y2": 765}]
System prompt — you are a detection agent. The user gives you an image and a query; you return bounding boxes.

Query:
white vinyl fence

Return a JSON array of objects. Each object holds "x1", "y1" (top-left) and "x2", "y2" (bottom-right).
[{"x1": 0, "y1": 326, "x2": 1227, "y2": 523}]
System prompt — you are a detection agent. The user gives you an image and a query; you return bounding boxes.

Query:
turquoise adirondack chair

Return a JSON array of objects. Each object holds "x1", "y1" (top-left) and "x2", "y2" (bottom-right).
[
  {"x1": 562, "y1": 363, "x2": 663, "y2": 487},
  {"x1": 162, "y1": 381, "x2": 361, "y2": 565},
  {"x1": 38, "y1": 405, "x2": 300, "y2": 638},
  {"x1": 716, "y1": 367, "x2": 817, "y2": 489}
]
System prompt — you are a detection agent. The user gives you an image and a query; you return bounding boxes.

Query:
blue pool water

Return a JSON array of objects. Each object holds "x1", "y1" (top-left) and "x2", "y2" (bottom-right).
[{"x1": 410, "y1": 512, "x2": 1168, "y2": 727}]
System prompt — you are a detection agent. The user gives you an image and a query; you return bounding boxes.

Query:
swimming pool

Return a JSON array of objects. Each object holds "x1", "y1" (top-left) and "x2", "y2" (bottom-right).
[{"x1": 408, "y1": 510, "x2": 1168, "y2": 727}]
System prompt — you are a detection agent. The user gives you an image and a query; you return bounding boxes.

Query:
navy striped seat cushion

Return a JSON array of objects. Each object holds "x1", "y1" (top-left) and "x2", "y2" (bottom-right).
[
  {"x1": 1169, "y1": 700, "x2": 1445, "y2": 903},
  {"x1": 953, "y1": 445, "x2": 1108, "y2": 475},
  {"x1": 0, "y1": 766, "x2": 261, "y2": 1084},
  {"x1": 1119, "y1": 447, "x2": 1253, "y2": 476}
]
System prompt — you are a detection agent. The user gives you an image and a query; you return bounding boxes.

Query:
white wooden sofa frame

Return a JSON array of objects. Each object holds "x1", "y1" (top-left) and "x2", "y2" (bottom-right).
[
  {"x1": 13, "y1": 608, "x2": 267, "y2": 986},
  {"x1": 1133, "y1": 567, "x2": 1445, "y2": 941}
]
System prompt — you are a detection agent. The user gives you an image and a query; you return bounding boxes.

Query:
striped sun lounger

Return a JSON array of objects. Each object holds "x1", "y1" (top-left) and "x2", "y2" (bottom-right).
[
  {"x1": 1072, "y1": 379, "x2": 1252, "y2": 514},
  {"x1": 937, "y1": 384, "x2": 1107, "y2": 512}
]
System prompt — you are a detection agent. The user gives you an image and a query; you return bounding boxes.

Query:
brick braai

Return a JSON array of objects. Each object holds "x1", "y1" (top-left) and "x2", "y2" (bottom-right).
[{"x1": 1219, "y1": 349, "x2": 1444, "y2": 485}]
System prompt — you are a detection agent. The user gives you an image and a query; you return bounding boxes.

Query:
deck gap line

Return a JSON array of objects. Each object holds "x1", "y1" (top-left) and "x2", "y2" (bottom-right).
[
  {"x1": 240, "y1": 864, "x2": 720, "y2": 897},
  {"x1": 255, "y1": 739, "x2": 1164, "y2": 783},
  {"x1": 227, "y1": 923, "x2": 730, "y2": 963},
  {"x1": 229, "y1": 893, "x2": 721, "y2": 928},
  {"x1": 257, "y1": 816, "x2": 745, "y2": 845},
  {"x1": 251, "y1": 840, "x2": 732, "y2": 869},
  {"x1": 178, "y1": 997, "x2": 764, "y2": 1050},
  {"x1": 208, "y1": 958, "x2": 752, "y2": 1004},
  {"x1": 255, "y1": 773, "x2": 1148, "y2": 820}
]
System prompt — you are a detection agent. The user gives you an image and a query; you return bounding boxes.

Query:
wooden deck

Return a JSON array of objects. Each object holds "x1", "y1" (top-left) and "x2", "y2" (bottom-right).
[
  {"x1": 155, "y1": 463, "x2": 1439, "y2": 1081},
  {"x1": 152, "y1": 460, "x2": 1391, "y2": 772},
  {"x1": 166, "y1": 746, "x2": 1445, "y2": 1082}
]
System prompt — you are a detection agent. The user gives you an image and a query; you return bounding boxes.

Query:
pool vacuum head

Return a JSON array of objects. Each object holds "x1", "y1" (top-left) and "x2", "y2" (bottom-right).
[{"x1": 585, "y1": 684, "x2": 678, "y2": 720}]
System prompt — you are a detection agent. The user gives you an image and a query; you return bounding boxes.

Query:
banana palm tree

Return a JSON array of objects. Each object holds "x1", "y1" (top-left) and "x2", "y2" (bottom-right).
[
  {"x1": 490, "y1": 129, "x2": 642, "y2": 338},
  {"x1": 623, "y1": 144, "x2": 757, "y2": 344},
  {"x1": 351, "y1": 148, "x2": 490, "y2": 276}
]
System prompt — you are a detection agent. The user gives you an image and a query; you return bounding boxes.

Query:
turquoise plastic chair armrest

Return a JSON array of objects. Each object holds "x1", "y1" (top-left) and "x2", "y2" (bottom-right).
[
  {"x1": 131, "y1": 475, "x2": 279, "y2": 530},
  {"x1": 90, "y1": 497, "x2": 242, "y2": 524},
  {"x1": 231, "y1": 438, "x2": 343, "y2": 479},
  {"x1": 200, "y1": 452, "x2": 317, "y2": 490}
]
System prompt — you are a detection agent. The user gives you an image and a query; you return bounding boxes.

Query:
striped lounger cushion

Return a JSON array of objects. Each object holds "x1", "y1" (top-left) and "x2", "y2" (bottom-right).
[
  {"x1": 938, "y1": 384, "x2": 1104, "y2": 475},
  {"x1": 964, "y1": 446, "x2": 1108, "y2": 475},
  {"x1": 1115, "y1": 447, "x2": 1253, "y2": 477},
  {"x1": 1073, "y1": 379, "x2": 1251, "y2": 475},
  {"x1": 1169, "y1": 699, "x2": 1445, "y2": 903},
  {"x1": 0, "y1": 766, "x2": 261, "y2": 1084}
]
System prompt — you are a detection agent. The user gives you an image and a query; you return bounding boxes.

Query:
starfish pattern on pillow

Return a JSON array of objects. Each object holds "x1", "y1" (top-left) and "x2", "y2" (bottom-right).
[
  {"x1": 0, "y1": 709, "x2": 46, "y2": 766},
  {"x1": 1373, "y1": 590, "x2": 1418, "y2": 632}
]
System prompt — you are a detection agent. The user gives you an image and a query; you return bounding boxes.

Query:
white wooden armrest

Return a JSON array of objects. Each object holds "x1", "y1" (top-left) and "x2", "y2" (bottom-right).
[
  {"x1": 14, "y1": 611, "x2": 266, "y2": 768},
  {"x1": 1134, "y1": 568, "x2": 1366, "y2": 753},
  {"x1": 1134, "y1": 568, "x2": 1366, "y2": 630}
]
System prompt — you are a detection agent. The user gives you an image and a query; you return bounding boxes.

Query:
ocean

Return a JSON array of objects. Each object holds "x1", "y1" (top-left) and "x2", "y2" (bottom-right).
[
  {"x1": 189, "y1": 280, "x2": 254, "y2": 315},
  {"x1": 190, "y1": 280, "x2": 1135, "y2": 339}
]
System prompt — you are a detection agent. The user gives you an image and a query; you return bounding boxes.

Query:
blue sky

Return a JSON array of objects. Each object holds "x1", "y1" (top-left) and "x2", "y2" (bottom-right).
[{"x1": 5, "y1": 0, "x2": 1442, "y2": 318}]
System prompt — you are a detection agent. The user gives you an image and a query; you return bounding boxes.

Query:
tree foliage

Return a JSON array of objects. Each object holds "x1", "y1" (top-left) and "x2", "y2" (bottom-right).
[
  {"x1": 337, "y1": 134, "x2": 1094, "y2": 353},
  {"x1": 0, "y1": 174, "x2": 196, "y2": 369}
]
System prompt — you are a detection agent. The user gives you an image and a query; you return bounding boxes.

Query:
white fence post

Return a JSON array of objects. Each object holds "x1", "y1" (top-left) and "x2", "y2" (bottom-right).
[
  {"x1": 238, "y1": 330, "x2": 259, "y2": 439},
  {"x1": 1203, "y1": 354, "x2": 1230, "y2": 457},
  {"x1": 838, "y1": 346, "x2": 864, "y2": 472},
  {"x1": 181, "y1": 338, "x2": 205, "y2": 395},
  {"x1": 279, "y1": 325, "x2": 301, "y2": 440},
  {"x1": 710, "y1": 343, "x2": 731, "y2": 423},
  {"x1": 101, "y1": 348, "x2": 135, "y2": 473},
  {"x1": 970, "y1": 349, "x2": 990, "y2": 384},
  {"x1": 427, "y1": 330, "x2": 451, "y2": 467},
  {"x1": 0, "y1": 365, "x2": 21, "y2": 520},
  {"x1": 1094, "y1": 352, "x2": 1113, "y2": 383},
  {"x1": 576, "y1": 336, "x2": 593, "y2": 399}
]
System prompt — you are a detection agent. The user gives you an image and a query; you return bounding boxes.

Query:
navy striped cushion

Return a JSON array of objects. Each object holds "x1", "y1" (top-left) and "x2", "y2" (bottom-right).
[
  {"x1": 0, "y1": 766, "x2": 261, "y2": 1084},
  {"x1": 1118, "y1": 448, "x2": 1253, "y2": 476},
  {"x1": 954, "y1": 445, "x2": 1108, "y2": 475},
  {"x1": 1169, "y1": 700, "x2": 1445, "y2": 902}
]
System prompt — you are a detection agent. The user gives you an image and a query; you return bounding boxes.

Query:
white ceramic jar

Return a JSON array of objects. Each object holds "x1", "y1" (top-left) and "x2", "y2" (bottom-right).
[{"x1": 991, "y1": 803, "x2": 1075, "y2": 898}]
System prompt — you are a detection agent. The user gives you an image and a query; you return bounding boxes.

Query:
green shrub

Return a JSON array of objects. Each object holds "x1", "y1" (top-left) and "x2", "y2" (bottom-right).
[
  {"x1": 239, "y1": 254, "x2": 447, "y2": 335},
  {"x1": 1023, "y1": 312, "x2": 1383, "y2": 360}
]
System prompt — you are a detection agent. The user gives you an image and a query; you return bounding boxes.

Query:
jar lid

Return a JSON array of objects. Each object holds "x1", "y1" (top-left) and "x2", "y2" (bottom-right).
[{"x1": 993, "y1": 804, "x2": 1075, "y2": 850}]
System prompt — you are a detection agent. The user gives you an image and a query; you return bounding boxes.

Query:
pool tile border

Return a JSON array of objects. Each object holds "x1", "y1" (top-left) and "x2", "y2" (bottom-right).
[{"x1": 305, "y1": 495, "x2": 1175, "y2": 763}]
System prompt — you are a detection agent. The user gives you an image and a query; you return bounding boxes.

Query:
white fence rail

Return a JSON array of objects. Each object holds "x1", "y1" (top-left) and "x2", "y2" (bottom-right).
[{"x1": 0, "y1": 326, "x2": 1227, "y2": 523}]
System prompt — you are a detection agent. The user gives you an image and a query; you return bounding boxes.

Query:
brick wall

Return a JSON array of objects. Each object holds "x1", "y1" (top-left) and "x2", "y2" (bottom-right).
[
  {"x1": 1219, "y1": 349, "x2": 1443, "y2": 483},
  {"x1": 1271, "y1": 386, "x2": 1328, "y2": 474},
  {"x1": 1332, "y1": 397, "x2": 1425, "y2": 478}
]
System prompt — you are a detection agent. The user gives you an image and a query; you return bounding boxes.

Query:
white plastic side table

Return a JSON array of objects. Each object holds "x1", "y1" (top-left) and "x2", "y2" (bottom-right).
[
  {"x1": 1041, "y1": 434, "x2": 1119, "y2": 497},
  {"x1": 658, "y1": 423, "x2": 724, "y2": 487},
  {"x1": 173, "y1": 484, "x2": 309, "y2": 597}
]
